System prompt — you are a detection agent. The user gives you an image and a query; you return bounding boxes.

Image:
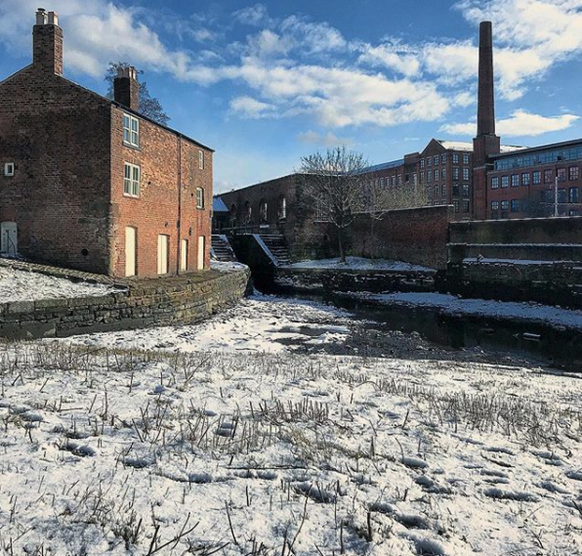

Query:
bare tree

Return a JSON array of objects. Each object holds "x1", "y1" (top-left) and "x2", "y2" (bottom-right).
[{"x1": 299, "y1": 147, "x2": 369, "y2": 263}]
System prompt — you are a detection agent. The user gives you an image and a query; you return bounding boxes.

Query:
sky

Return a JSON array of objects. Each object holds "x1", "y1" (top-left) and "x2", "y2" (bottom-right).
[{"x1": 1, "y1": 0, "x2": 582, "y2": 193}]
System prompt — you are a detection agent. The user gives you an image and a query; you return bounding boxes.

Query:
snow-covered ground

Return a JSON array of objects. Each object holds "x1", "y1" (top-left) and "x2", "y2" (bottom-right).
[
  {"x1": 0, "y1": 296, "x2": 581, "y2": 555},
  {"x1": 355, "y1": 292, "x2": 582, "y2": 331},
  {"x1": 285, "y1": 256, "x2": 434, "y2": 272},
  {"x1": 65, "y1": 295, "x2": 352, "y2": 353},
  {"x1": 0, "y1": 265, "x2": 119, "y2": 303},
  {"x1": 211, "y1": 260, "x2": 249, "y2": 272}
]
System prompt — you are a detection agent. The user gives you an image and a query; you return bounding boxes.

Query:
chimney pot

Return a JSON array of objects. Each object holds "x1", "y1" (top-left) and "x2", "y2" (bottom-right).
[
  {"x1": 48, "y1": 11, "x2": 58, "y2": 25},
  {"x1": 36, "y1": 8, "x2": 47, "y2": 25}
]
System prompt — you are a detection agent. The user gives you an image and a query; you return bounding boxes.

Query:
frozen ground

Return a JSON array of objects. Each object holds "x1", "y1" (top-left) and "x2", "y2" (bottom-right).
[
  {"x1": 285, "y1": 257, "x2": 433, "y2": 272},
  {"x1": 0, "y1": 265, "x2": 118, "y2": 303},
  {"x1": 355, "y1": 292, "x2": 582, "y2": 331},
  {"x1": 0, "y1": 296, "x2": 581, "y2": 555}
]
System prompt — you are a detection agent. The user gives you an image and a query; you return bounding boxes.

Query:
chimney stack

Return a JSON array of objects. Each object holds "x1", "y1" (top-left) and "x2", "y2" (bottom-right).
[
  {"x1": 113, "y1": 66, "x2": 140, "y2": 111},
  {"x1": 33, "y1": 8, "x2": 63, "y2": 75},
  {"x1": 477, "y1": 21, "x2": 496, "y2": 137}
]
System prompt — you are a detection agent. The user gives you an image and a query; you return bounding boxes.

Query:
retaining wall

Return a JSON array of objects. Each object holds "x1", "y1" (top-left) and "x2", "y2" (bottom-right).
[{"x1": 0, "y1": 267, "x2": 250, "y2": 340}]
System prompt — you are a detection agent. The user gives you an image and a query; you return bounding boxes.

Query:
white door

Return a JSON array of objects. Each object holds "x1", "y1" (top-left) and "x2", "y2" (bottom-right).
[
  {"x1": 125, "y1": 227, "x2": 137, "y2": 277},
  {"x1": 0, "y1": 222, "x2": 17, "y2": 255},
  {"x1": 180, "y1": 239, "x2": 188, "y2": 272},
  {"x1": 157, "y1": 234, "x2": 169, "y2": 275},
  {"x1": 197, "y1": 236, "x2": 205, "y2": 270}
]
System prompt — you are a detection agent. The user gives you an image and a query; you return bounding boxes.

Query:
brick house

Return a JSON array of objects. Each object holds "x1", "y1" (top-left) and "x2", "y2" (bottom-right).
[{"x1": 0, "y1": 9, "x2": 213, "y2": 278}]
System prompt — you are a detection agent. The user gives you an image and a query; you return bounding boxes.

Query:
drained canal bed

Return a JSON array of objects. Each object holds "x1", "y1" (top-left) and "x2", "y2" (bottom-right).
[{"x1": 274, "y1": 291, "x2": 582, "y2": 372}]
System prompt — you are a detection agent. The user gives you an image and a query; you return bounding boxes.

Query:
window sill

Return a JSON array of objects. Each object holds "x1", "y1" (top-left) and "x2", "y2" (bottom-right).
[
  {"x1": 123, "y1": 141, "x2": 141, "y2": 151},
  {"x1": 123, "y1": 194, "x2": 140, "y2": 199}
]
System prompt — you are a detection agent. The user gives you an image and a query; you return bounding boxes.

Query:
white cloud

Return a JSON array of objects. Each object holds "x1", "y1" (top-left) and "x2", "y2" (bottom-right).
[
  {"x1": 440, "y1": 110, "x2": 580, "y2": 136},
  {"x1": 229, "y1": 96, "x2": 277, "y2": 118},
  {"x1": 233, "y1": 4, "x2": 274, "y2": 27},
  {"x1": 298, "y1": 130, "x2": 354, "y2": 146},
  {"x1": 357, "y1": 43, "x2": 421, "y2": 77}
]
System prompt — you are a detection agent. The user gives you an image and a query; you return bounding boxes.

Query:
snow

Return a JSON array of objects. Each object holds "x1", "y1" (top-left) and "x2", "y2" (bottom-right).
[
  {"x1": 0, "y1": 297, "x2": 581, "y2": 554},
  {"x1": 285, "y1": 256, "x2": 434, "y2": 272},
  {"x1": 354, "y1": 291, "x2": 582, "y2": 331},
  {"x1": 0, "y1": 265, "x2": 120, "y2": 303},
  {"x1": 211, "y1": 260, "x2": 248, "y2": 272}
]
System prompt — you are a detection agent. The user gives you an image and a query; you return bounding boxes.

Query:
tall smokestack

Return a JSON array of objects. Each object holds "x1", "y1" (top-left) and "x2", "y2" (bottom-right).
[{"x1": 477, "y1": 21, "x2": 495, "y2": 136}]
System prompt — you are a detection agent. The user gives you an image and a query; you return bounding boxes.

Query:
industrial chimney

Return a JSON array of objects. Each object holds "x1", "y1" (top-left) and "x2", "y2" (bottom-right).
[{"x1": 473, "y1": 21, "x2": 500, "y2": 220}]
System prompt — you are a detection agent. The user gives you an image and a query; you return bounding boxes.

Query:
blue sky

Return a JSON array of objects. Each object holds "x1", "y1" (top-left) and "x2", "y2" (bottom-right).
[{"x1": 1, "y1": 0, "x2": 582, "y2": 192}]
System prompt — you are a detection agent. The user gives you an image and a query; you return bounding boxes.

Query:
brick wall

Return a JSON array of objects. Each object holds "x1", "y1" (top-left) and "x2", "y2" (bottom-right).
[
  {"x1": 0, "y1": 267, "x2": 250, "y2": 339},
  {"x1": 350, "y1": 206, "x2": 453, "y2": 269},
  {"x1": 0, "y1": 68, "x2": 112, "y2": 274},
  {"x1": 110, "y1": 107, "x2": 213, "y2": 278}
]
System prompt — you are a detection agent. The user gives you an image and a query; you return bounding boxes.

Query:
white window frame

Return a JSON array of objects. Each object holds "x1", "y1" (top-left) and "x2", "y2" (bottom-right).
[
  {"x1": 198, "y1": 150, "x2": 204, "y2": 170},
  {"x1": 123, "y1": 162, "x2": 140, "y2": 198},
  {"x1": 123, "y1": 114, "x2": 140, "y2": 147},
  {"x1": 3, "y1": 163, "x2": 15, "y2": 177},
  {"x1": 196, "y1": 187, "x2": 205, "y2": 209}
]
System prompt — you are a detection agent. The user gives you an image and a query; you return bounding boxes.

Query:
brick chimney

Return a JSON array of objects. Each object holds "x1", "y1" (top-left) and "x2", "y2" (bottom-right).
[
  {"x1": 114, "y1": 67, "x2": 140, "y2": 111},
  {"x1": 33, "y1": 8, "x2": 63, "y2": 75},
  {"x1": 473, "y1": 21, "x2": 500, "y2": 220}
]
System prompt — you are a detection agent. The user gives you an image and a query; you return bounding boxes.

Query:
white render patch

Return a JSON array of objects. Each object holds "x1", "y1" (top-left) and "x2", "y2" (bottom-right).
[
  {"x1": 0, "y1": 266, "x2": 118, "y2": 302},
  {"x1": 285, "y1": 256, "x2": 434, "y2": 272},
  {"x1": 355, "y1": 292, "x2": 582, "y2": 331}
]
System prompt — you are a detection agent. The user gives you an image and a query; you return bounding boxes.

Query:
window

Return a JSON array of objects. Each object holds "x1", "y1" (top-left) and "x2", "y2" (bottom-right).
[
  {"x1": 196, "y1": 187, "x2": 205, "y2": 209},
  {"x1": 453, "y1": 200, "x2": 460, "y2": 213},
  {"x1": 463, "y1": 200, "x2": 470, "y2": 212},
  {"x1": 123, "y1": 114, "x2": 139, "y2": 147},
  {"x1": 434, "y1": 155, "x2": 439, "y2": 166},
  {"x1": 452, "y1": 184, "x2": 459, "y2": 196},
  {"x1": 558, "y1": 188, "x2": 567, "y2": 204},
  {"x1": 491, "y1": 177, "x2": 499, "y2": 189},
  {"x1": 569, "y1": 187, "x2": 579, "y2": 203},
  {"x1": 420, "y1": 172, "x2": 424, "y2": 185},
  {"x1": 570, "y1": 166, "x2": 580, "y2": 181},
  {"x1": 420, "y1": 158, "x2": 425, "y2": 169},
  {"x1": 511, "y1": 174, "x2": 520, "y2": 187},
  {"x1": 557, "y1": 168, "x2": 567, "y2": 182},
  {"x1": 434, "y1": 185, "x2": 439, "y2": 198},
  {"x1": 462, "y1": 184, "x2": 470, "y2": 197},
  {"x1": 533, "y1": 171, "x2": 541, "y2": 185},
  {"x1": 259, "y1": 199, "x2": 268, "y2": 223},
  {"x1": 491, "y1": 201, "x2": 499, "y2": 211},
  {"x1": 391, "y1": 176, "x2": 396, "y2": 186},
  {"x1": 510, "y1": 199, "x2": 519, "y2": 213},
  {"x1": 3, "y1": 162, "x2": 15, "y2": 176},
  {"x1": 544, "y1": 169, "x2": 553, "y2": 184},
  {"x1": 427, "y1": 156, "x2": 432, "y2": 167},
  {"x1": 441, "y1": 167, "x2": 446, "y2": 180},
  {"x1": 442, "y1": 184, "x2": 447, "y2": 198},
  {"x1": 452, "y1": 153, "x2": 459, "y2": 164},
  {"x1": 501, "y1": 200, "x2": 509, "y2": 211},
  {"x1": 412, "y1": 173, "x2": 418, "y2": 186},
  {"x1": 463, "y1": 153, "x2": 470, "y2": 165},
  {"x1": 441, "y1": 154, "x2": 446, "y2": 164},
  {"x1": 434, "y1": 169, "x2": 440, "y2": 181},
  {"x1": 405, "y1": 174, "x2": 410, "y2": 184},
  {"x1": 123, "y1": 163, "x2": 140, "y2": 197},
  {"x1": 453, "y1": 167, "x2": 459, "y2": 180},
  {"x1": 462, "y1": 168, "x2": 470, "y2": 180},
  {"x1": 198, "y1": 150, "x2": 204, "y2": 170},
  {"x1": 398, "y1": 174, "x2": 402, "y2": 185},
  {"x1": 522, "y1": 173, "x2": 530, "y2": 186},
  {"x1": 427, "y1": 170, "x2": 432, "y2": 183},
  {"x1": 501, "y1": 175, "x2": 509, "y2": 188}
]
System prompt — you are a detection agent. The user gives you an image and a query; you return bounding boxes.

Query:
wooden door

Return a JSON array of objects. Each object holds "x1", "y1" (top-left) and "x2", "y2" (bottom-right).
[
  {"x1": 157, "y1": 234, "x2": 169, "y2": 275},
  {"x1": 197, "y1": 236, "x2": 205, "y2": 270},
  {"x1": 125, "y1": 227, "x2": 137, "y2": 277}
]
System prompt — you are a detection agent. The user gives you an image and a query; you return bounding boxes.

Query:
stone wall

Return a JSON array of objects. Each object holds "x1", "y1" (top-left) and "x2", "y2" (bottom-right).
[{"x1": 0, "y1": 267, "x2": 250, "y2": 340}]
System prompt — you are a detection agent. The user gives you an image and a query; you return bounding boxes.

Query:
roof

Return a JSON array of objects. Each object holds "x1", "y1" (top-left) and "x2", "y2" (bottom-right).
[
  {"x1": 361, "y1": 159, "x2": 405, "y2": 173},
  {"x1": 0, "y1": 65, "x2": 214, "y2": 152},
  {"x1": 213, "y1": 197, "x2": 229, "y2": 212},
  {"x1": 490, "y1": 137, "x2": 582, "y2": 159},
  {"x1": 435, "y1": 139, "x2": 526, "y2": 154}
]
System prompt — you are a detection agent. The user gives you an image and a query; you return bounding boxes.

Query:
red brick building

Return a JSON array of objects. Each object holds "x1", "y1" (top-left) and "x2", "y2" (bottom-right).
[{"x1": 0, "y1": 9, "x2": 213, "y2": 278}]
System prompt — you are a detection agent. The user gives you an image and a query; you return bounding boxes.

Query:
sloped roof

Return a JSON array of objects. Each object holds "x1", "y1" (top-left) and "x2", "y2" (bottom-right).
[
  {"x1": 361, "y1": 159, "x2": 405, "y2": 173},
  {"x1": 213, "y1": 196, "x2": 229, "y2": 212}
]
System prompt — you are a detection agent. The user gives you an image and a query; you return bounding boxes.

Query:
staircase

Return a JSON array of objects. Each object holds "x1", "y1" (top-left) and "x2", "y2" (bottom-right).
[
  {"x1": 258, "y1": 233, "x2": 291, "y2": 266},
  {"x1": 211, "y1": 234, "x2": 237, "y2": 262}
]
